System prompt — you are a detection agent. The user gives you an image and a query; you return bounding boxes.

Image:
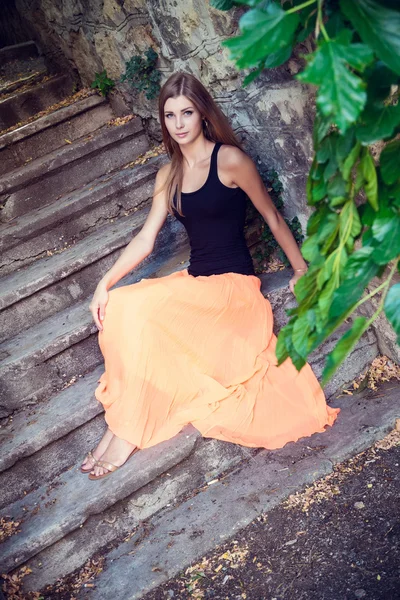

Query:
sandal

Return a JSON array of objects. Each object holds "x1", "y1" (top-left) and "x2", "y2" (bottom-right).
[
  {"x1": 88, "y1": 447, "x2": 140, "y2": 481},
  {"x1": 80, "y1": 450, "x2": 99, "y2": 473}
]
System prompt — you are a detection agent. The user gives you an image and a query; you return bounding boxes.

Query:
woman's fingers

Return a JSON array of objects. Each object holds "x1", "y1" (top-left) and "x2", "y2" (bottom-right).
[
  {"x1": 99, "y1": 302, "x2": 106, "y2": 327},
  {"x1": 90, "y1": 302, "x2": 103, "y2": 331}
]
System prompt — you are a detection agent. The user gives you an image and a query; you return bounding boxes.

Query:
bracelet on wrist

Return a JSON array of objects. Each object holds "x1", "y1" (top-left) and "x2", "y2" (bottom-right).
[{"x1": 294, "y1": 268, "x2": 307, "y2": 273}]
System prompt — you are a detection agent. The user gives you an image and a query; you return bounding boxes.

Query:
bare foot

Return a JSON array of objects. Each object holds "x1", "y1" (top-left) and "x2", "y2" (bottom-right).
[
  {"x1": 91, "y1": 434, "x2": 136, "y2": 478},
  {"x1": 81, "y1": 426, "x2": 114, "y2": 472}
]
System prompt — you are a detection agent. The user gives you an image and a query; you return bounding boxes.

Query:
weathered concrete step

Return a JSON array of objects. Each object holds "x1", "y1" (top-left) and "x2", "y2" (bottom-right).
[
  {"x1": 0, "y1": 413, "x2": 107, "y2": 511},
  {"x1": 73, "y1": 385, "x2": 399, "y2": 600},
  {"x1": 0, "y1": 221, "x2": 189, "y2": 415},
  {"x1": 0, "y1": 41, "x2": 39, "y2": 65},
  {"x1": 0, "y1": 366, "x2": 104, "y2": 473},
  {"x1": 0, "y1": 94, "x2": 113, "y2": 176},
  {"x1": 0, "y1": 426, "x2": 200, "y2": 574},
  {"x1": 0, "y1": 208, "x2": 187, "y2": 344},
  {"x1": 0, "y1": 208, "x2": 147, "y2": 341},
  {"x1": 0, "y1": 117, "x2": 148, "y2": 223},
  {"x1": 0, "y1": 67, "x2": 47, "y2": 97},
  {"x1": 0, "y1": 155, "x2": 168, "y2": 277},
  {"x1": 0, "y1": 73, "x2": 74, "y2": 131},
  {"x1": 23, "y1": 438, "x2": 253, "y2": 591}
]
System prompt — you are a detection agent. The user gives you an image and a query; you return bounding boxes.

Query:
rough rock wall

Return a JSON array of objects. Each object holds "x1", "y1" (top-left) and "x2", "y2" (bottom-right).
[{"x1": 15, "y1": 0, "x2": 315, "y2": 223}]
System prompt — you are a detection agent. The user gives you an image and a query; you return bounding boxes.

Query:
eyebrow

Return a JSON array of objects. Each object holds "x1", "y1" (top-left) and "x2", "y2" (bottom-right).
[{"x1": 164, "y1": 106, "x2": 194, "y2": 114}]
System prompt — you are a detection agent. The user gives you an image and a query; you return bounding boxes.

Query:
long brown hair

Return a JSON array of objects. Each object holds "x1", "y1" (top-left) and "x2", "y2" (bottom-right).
[{"x1": 157, "y1": 71, "x2": 243, "y2": 216}]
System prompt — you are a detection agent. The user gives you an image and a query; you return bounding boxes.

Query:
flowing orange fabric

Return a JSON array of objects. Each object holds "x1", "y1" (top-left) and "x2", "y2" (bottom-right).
[{"x1": 95, "y1": 269, "x2": 340, "y2": 450}]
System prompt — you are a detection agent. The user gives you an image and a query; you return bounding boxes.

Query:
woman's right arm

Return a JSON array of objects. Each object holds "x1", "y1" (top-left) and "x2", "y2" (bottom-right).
[{"x1": 90, "y1": 163, "x2": 171, "y2": 330}]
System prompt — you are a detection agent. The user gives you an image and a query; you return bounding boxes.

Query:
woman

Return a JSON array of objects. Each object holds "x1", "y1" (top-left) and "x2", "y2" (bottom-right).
[{"x1": 81, "y1": 72, "x2": 340, "y2": 480}]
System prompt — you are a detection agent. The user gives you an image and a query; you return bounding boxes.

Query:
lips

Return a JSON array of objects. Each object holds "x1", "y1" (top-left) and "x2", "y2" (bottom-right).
[{"x1": 176, "y1": 132, "x2": 188, "y2": 137}]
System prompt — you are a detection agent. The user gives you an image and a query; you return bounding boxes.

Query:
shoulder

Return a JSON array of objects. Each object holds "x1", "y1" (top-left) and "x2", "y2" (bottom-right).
[
  {"x1": 153, "y1": 161, "x2": 172, "y2": 198},
  {"x1": 218, "y1": 144, "x2": 253, "y2": 170}
]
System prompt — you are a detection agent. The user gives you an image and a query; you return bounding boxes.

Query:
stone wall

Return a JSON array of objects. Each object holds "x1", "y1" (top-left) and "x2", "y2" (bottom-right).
[{"x1": 14, "y1": 0, "x2": 315, "y2": 224}]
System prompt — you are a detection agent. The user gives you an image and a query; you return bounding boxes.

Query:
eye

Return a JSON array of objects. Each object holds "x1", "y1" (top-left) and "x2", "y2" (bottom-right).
[
  {"x1": 184, "y1": 111, "x2": 193, "y2": 116},
  {"x1": 165, "y1": 114, "x2": 173, "y2": 118}
]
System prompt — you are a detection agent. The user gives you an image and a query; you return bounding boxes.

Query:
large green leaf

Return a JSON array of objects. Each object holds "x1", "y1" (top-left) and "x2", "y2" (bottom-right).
[
  {"x1": 322, "y1": 317, "x2": 369, "y2": 384},
  {"x1": 340, "y1": 0, "x2": 400, "y2": 76},
  {"x1": 294, "y1": 268, "x2": 318, "y2": 304},
  {"x1": 276, "y1": 321, "x2": 306, "y2": 370},
  {"x1": 210, "y1": 0, "x2": 235, "y2": 9},
  {"x1": 329, "y1": 246, "x2": 380, "y2": 318},
  {"x1": 317, "y1": 247, "x2": 347, "y2": 289},
  {"x1": 301, "y1": 234, "x2": 321, "y2": 262},
  {"x1": 364, "y1": 61, "x2": 400, "y2": 104},
  {"x1": 339, "y1": 201, "x2": 362, "y2": 242},
  {"x1": 222, "y1": 2, "x2": 299, "y2": 69},
  {"x1": 292, "y1": 311, "x2": 315, "y2": 359},
  {"x1": 297, "y1": 31, "x2": 374, "y2": 132},
  {"x1": 371, "y1": 213, "x2": 400, "y2": 264},
  {"x1": 318, "y1": 276, "x2": 338, "y2": 318},
  {"x1": 380, "y1": 140, "x2": 400, "y2": 185},
  {"x1": 356, "y1": 102, "x2": 400, "y2": 144},
  {"x1": 342, "y1": 142, "x2": 361, "y2": 180},
  {"x1": 384, "y1": 282, "x2": 400, "y2": 343},
  {"x1": 264, "y1": 44, "x2": 292, "y2": 68},
  {"x1": 359, "y1": 148, "x2": 378, "y2": 210}
]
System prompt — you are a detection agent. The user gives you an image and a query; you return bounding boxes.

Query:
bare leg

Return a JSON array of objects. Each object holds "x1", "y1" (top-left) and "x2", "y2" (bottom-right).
[
  {"x1": 81, "y1": 426, "x2": 114, "y2": 471},
  {"x1": 91, "y1": 434, "x2": 137, "y2": 477}
]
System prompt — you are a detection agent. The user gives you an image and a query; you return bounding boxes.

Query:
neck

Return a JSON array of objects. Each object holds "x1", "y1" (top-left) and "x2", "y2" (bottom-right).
[{"x1": 178, "y1": 135, "x2": 215, "y2": 168}]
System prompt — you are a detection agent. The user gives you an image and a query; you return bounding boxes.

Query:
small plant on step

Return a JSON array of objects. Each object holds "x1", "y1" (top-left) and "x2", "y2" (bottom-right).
[
  {"x1": 91, "y1": 70, "x2": 115, "y2": 97},
  {"x1": 120, "y1": 47, "x2": 161, "y2": 100}
]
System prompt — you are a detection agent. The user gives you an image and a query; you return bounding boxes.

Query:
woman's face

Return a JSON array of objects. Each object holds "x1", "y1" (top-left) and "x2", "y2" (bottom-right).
[{"x1": 163, "y1": 95, "x2": 203, "y2": 145}]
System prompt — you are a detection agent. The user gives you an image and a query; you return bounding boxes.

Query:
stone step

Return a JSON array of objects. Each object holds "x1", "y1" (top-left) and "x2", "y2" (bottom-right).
[
  {"x1": 0, "y1": 426, "x2": 200, "y2": 574},
  {"x1": 0, "y1": 366, "x2": 104, "y2": 474},
  {"x1": 0, "y1": 155, "x2": 167, "y2": 277},
  {"x1": 23, "y1": 437, "x2": 252, "y2": 592},
  {"x1": 0, "y1": 73, "x2": 74, "y2": 131},
  {"x1": 0, "y1": 413, "x2": 107, "y2": 511},
  {"x1": 0, "y1": 41, "x2": 39, "y2": 66},
  {"x1": 0, "y1": 205, "x2": 187, "y2": 343},
  {"x1": 0, "y1": 208, "x2": 147, "y2": 342},
  {"x1": 0, "y1": 94, "x2": 114, "y2": 176},
  {"x1": 0, "y1": 117, "x2": 148, "y2": 222},
  {"x1": 0, "y1": 66, "x2": 48, "y2": 98}
]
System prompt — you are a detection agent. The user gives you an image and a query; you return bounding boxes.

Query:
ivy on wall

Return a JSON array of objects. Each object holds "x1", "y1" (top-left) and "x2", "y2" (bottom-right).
[
  {"x1": 211, "y1": 0, "x2": 400, "y2": 383},
  {"x1": 120, "y1": 48, "x2": 161, "y2": 100}
]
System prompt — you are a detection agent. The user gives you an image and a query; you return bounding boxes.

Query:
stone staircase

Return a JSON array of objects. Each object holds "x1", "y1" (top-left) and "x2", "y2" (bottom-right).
[{"x1": 0, "y1": 42, "x2": 380, "y2": 598}]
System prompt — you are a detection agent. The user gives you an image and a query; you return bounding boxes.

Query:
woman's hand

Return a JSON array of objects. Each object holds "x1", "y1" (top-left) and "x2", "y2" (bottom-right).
[
  {"x1": 289, "y1": 269, "x2": 307, "y2": 295},
  {"x1": 90, "y1": 282, "x2": 109, "y2": 331}
]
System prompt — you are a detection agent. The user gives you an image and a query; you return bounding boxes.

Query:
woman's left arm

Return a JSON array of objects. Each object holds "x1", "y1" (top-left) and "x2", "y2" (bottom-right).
[{"x1": 223, "y1": 146, "x2": 308, "y2": 293}]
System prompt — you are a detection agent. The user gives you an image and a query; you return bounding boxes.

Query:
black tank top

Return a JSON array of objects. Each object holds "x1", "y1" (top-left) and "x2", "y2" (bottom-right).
[{"x1": 172, "y1": 142, "x2": 256, "y2": 278}]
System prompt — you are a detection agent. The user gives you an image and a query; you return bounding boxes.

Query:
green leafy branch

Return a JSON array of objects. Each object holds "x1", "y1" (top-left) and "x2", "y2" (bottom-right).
[{"x1": 211, "y1": 0, "x2": 400, "y2": 383}]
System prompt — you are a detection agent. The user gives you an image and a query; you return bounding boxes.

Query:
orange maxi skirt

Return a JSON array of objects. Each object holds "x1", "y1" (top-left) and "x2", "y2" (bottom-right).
[{"x1": 95, "y1": 269, "x2": 340, "y2": 450}]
